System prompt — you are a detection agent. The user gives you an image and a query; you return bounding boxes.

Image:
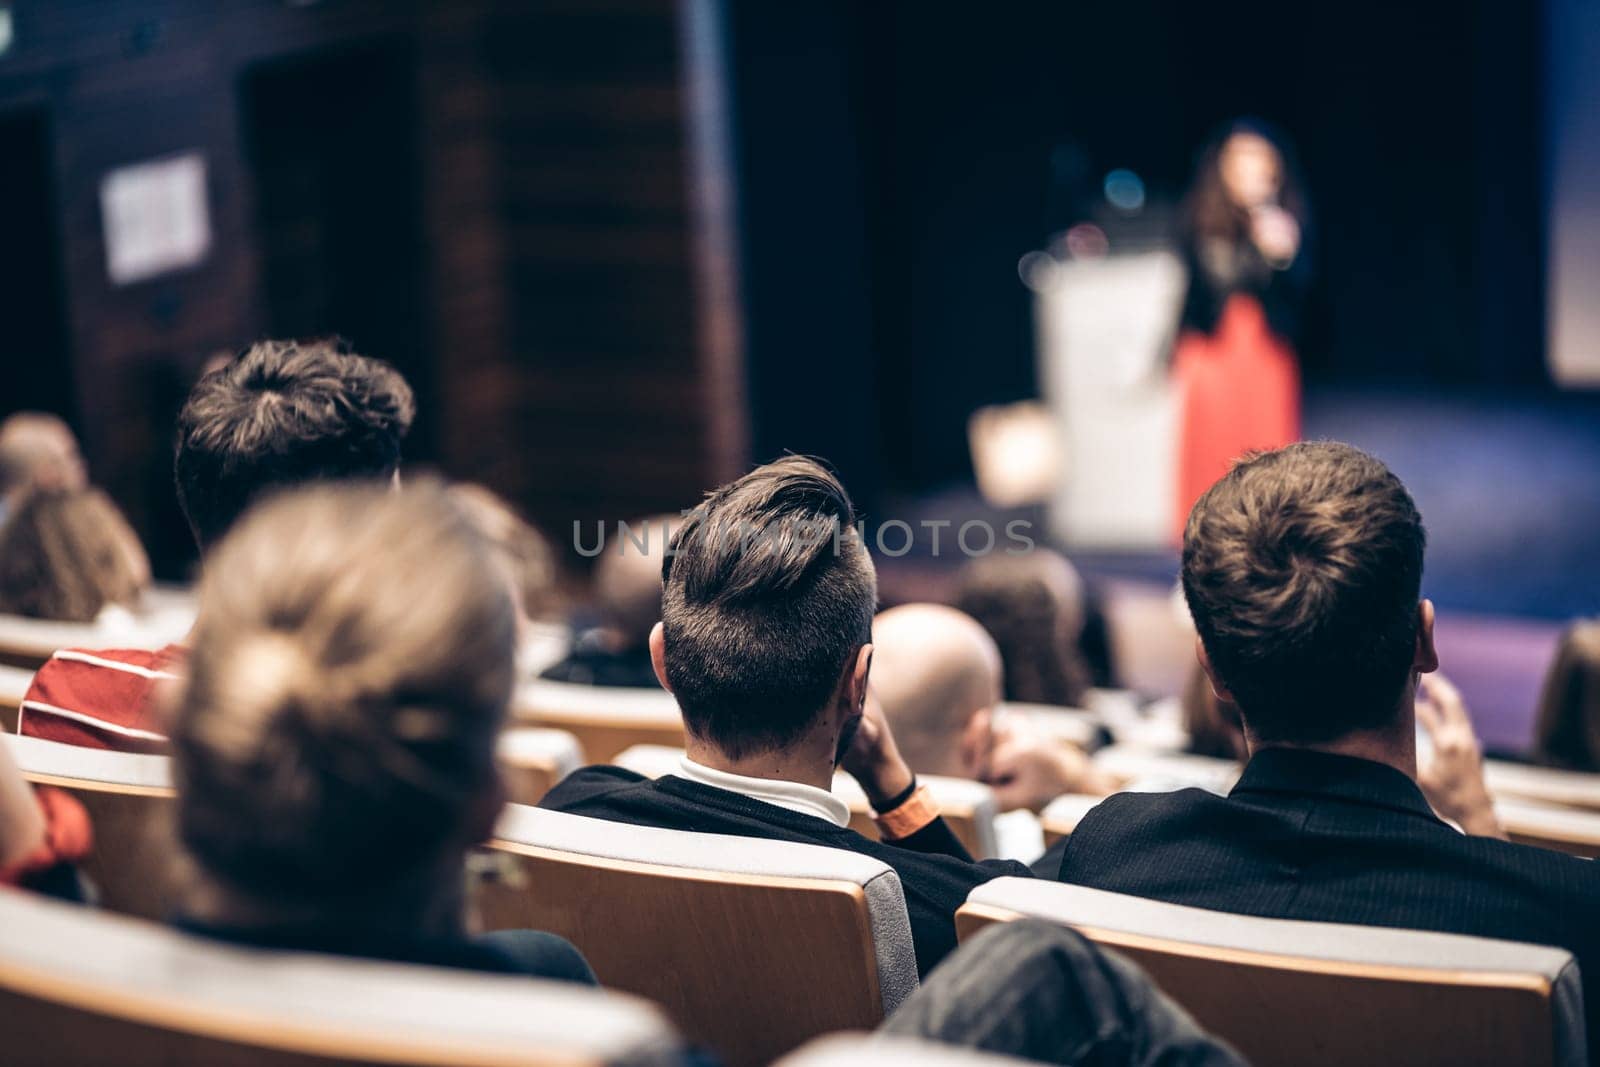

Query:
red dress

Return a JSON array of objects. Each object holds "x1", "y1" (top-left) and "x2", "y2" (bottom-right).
[{"x1": 1172, "y1": 293, "x2": 1300, "y2": 541}]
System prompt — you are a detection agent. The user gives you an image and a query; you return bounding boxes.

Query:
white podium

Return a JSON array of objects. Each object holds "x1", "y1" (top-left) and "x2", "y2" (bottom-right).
[{"x1": 1030, "y1": 250, "x2": 1187, "y2": 549}]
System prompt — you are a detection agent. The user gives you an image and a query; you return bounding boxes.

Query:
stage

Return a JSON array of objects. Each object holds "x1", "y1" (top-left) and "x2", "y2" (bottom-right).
[{"x1": 878, "y1": 386, "x2": 1600, "y2": 755}]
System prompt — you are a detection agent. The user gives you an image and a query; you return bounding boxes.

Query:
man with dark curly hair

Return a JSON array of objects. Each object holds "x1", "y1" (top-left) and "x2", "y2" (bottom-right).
[{"x1": 18, "y1": 340, "x2": 414, "y2": 751}]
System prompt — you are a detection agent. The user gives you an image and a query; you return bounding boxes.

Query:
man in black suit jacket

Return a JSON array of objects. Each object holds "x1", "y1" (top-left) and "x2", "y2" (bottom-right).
[
  {"x1": 1056, "y1": 441, "x2": 1600, "y2": 1053},
  {"x1": 543, "y1": 458, "x2": 1031, "y2": 976}
]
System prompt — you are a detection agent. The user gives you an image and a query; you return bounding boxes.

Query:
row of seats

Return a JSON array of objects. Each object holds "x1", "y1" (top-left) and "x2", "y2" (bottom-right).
[
  {"x1": 0, "y1": 885, "x2": 680, "y2": 1067},
  {"x1": 504, "y1": 688, "x2": 1600, "y2": 865},
  {"x1": 1038, "y1": 746, "x2": 1600, "y2": 860},
  {"x1": 0, "y1": 732, "x2": 1584, "y2": 1067},
  {"x1": 27, "y1": 647, "x2": 1596, "y2": 873},
  {"x1": 0, "y1": 876, "x2": 1014, "y2": 1067}
]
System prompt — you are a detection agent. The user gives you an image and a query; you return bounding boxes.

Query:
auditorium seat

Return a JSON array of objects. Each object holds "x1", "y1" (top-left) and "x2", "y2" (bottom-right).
[
  {"x1": 957, "y1": 878, "x2": 1584, "y2": 1067},
  {"x1": 0, "y1": 610, "x2": 191, "y2": 672},
  {"x1": 0, "y1": 665, "x2": 35, "y2": 732},
  {"x1": 612, "y1": 744, "x2": 1003, "y2": 859},
  {"x1": 1090, "y1": 688, "x2": 1192, "y2": 750},
  {"x1": 511, "y1": 679, "x2": 684, "y2": 764},
  {"x1": 0, "y1": 615, "x2": 100, "y2": 671},
  {"x1": 520, "y1": 620, "x2": 574, "y2": 678},
  {"x1": 496, "y1": 727, "x2": 583, "y2": 806},
  {"x1": 1006, "y1": 701, "x2": 1105, "y2": 750},
  {"x1": 477, "y1": 804, "x2": 917, "y2": 1067},
  {"x1": 1090, "y1": 743, "x2": 1241, "y2": 794},
  {"x1": 833, "y1": 772, "x2": 1000, "y2": 859},
  {"x1": 0, "y1": 886, "x2": 683, "y2": 1067},
  {"x1": 1485, "y1": 760, "x2": 1600, "y2": 813},
  {"x1": 1038, "y1": 793, "x2": 1104, "y2": 847},
  {"x1": 1494, "y1": 797, "x2": 1600, "y2": 859},
  {"x1": 776, "y1": 1034, "x2": 1025, "y2": 1067},
  {"x1": 2, "y1": 735, "x2": 174, "y2": 918}
]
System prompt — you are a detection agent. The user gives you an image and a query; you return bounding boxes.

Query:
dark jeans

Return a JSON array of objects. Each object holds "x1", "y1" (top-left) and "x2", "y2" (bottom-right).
[
  {"x1": 883, "y1": 920, "x2": 1245, "y2": 1066},
  {"x1": 479, "y1": 928, "x2": 598, "y2": 986}
]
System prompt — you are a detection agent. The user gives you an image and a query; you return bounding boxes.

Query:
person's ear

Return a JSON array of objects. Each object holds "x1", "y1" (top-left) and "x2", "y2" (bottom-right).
[
  {"x1": 1413, "y1": 599, "x2": 1439, "y2": 674},
  {"x1": 1196, "y1": 637, "x2": 1235, "y2": 704},
  {"x1": 959, "y1": 706, "x2": 996, "y2": 780},
  {"x1": 847, "y1": 643, "x2": 873, "y2": 712},
  {"x1": 649, "y1": 621, "x2": 673, "y2": 693}
]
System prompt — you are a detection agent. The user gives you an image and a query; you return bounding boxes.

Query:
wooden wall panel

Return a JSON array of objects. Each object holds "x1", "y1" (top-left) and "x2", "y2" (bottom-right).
[
  {"x1": 0, "y1": 0, "x2": 746, "y2": 574},
  {"x1": 420, "y1": 0, "x2": 745, "y2": 554}
]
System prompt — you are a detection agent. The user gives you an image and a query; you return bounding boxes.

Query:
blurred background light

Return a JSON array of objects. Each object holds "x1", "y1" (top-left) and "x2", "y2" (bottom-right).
[
  {"x1": 1103, "y1": 168, "x2": 1146, "y2": 213},
  {"x1": 1064, "y1": 222, "x2": 1110, "y2": 259}
]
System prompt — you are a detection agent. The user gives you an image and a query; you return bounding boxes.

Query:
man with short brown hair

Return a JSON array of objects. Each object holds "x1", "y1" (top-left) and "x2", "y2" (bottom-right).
[
  {"x1": 1058, "y1": 441, "x2": 1600, "y2": 1051},
  {"x1": 544, "y1": 456, "x2": 1034, "y2": 975}
]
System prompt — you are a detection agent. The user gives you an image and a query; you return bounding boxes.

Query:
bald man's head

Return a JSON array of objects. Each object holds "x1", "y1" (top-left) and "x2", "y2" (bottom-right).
[{"x1": 871, "y1": 604, "x2": 1003, "y2": 779}]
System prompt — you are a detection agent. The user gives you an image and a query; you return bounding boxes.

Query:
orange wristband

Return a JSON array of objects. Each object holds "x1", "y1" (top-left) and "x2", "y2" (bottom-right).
[{"x1": 873, "y1": 784, "x2": 940, "y2": 841}]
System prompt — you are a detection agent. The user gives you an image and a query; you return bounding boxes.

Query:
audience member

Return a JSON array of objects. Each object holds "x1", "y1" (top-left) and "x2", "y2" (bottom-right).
[
  {"x1": 0, "y1": 738, "x2": 91, "y2": 901},
  {"x1": 168, "y1": 479, "x2": 592, "y2": 982},
  {"x1": 543, "y1": 458, "x2": 1034, "y2": 975},
  {"x1": 872, "y1": 603, "x2": 1113, "y2": 812},
  {"x1": 0, "y1": 488, "x2": 151, "y2": 624},
  {"x1": 448, "y1": 482, "x2": 564, "y2": 626},
  {"x1": 954, "y1": 550, "x2": 1108, "y2": 707},
  {"x1": 541, "y1": 514, "x2": 678, "y2": 688},
  {"x1": 0, "y1": 412, "x2": 87, "y2": 524},
  {"x1": 1178, "y1": 661, "x2": 1247, "y2": 762},
  {"x1": 1532, "y1": 619, "x2": 1600, "y2": 771},
  {"x1": 19, "y1": 340, "x2": 415, "y2": 751},
  {"x1": 0, "y1": 737, "x2": 46, "y2": 886},
  {"x1": 1055, "y1": 441, "x2": 1600, "y2": 1048}
]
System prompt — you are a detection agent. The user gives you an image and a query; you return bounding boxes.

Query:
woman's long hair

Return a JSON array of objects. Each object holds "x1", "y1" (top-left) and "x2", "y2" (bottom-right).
[
  {"x1": 1532, "y1": 621, "x2": 1600, "y2": 771},
  {"x1": 0, "y1": 488, "x2": 150, "y2": 622},
  {"x1": 1181, "y1": 118, "x2": 1310, "y2": 246},
  {"x1": 954, "y1": 551, "x2": 1093, "y2": 708}
]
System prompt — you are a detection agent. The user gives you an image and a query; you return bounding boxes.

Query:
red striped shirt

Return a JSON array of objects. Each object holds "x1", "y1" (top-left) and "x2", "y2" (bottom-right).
[{"x1": 18, "y1": 646, "x2": 186, "y2": 753}]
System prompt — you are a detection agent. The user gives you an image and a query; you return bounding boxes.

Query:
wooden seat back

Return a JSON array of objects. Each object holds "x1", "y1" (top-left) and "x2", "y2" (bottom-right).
[
  {"x1": 478, "y1": 804, "x2": 917, "y2": 1067},
  {"x1": 0, "y1": 886, "x2": 682, "y2": 1067},
  {"x1": 511, "y1": 680, "x2": 683, "y2": 764},
  {"x1": 957, "y1": 878, "x2": 1583, "y2": 1067},
  {"x1": 1495, "y1": 797, "x2": 1600, "y2": 859},
  {"x1": 496, "y1": 727, "x2": 583, "y2": 805},
  {"x1": 3, "y1": 734, "x2": 176, "y2": 919}
]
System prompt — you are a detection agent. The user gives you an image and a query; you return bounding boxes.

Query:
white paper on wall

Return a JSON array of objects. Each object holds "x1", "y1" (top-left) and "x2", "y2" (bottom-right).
[{"x1": 100, "y1": 152, "x2": 212, "y2": 286}]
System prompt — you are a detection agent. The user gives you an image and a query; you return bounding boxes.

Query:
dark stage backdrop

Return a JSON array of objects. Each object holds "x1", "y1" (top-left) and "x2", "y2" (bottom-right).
[{"x1": 729, "y1": 0, "x2": 1546, "y2": 499}]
